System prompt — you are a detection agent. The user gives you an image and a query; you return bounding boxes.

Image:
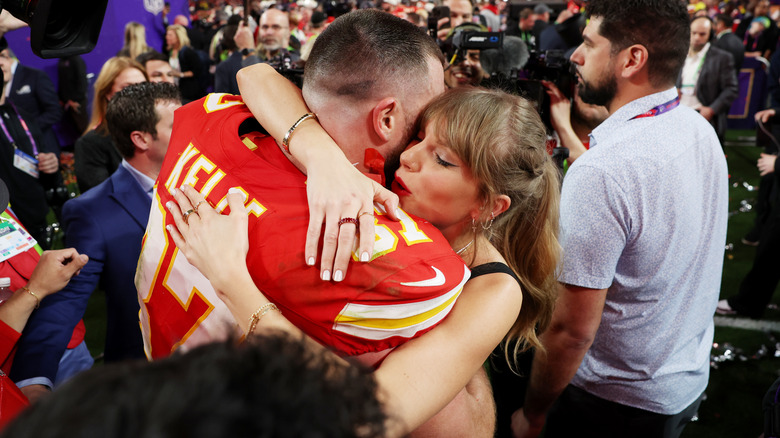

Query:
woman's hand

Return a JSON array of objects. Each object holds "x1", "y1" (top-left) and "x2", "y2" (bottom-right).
[
  {"x1": 165, "y1": 185, "x2": 250, "y2": 292},
  {"x1": 303, "y1": 147, "x2": 399, "y2": 282}
]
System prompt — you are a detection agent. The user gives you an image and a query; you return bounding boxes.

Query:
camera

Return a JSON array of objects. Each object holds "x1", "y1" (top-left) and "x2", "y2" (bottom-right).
[
  {"x1": 482, "y1": 49, "x2": 577, "y2": 131},
  {"x1": 2, "y1": 0, "x2": 109, "y2": 58},
  {"x1": 438, "y1": 23, "x2": 502, "y2": 70}
]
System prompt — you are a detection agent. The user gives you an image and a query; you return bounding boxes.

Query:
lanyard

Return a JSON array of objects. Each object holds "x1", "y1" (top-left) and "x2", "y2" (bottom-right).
[
  {"x1": 682, "y1": 52, "x2": 707, "y2": 88},
  {"x1": 0, "y1": 102, "x2": 37, "y2": 156},
  {"x1": 631, "y1": 96, "x2": 681, "y2": 120}
]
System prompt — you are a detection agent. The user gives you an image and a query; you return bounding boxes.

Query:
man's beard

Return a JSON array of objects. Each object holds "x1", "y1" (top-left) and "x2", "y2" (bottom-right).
[
  {"x1": 383, "y1": 117, "x2": 418, "y2": 187},
  {"x1": 577, "y1": 72, "x2": 617, "y2": 108}
]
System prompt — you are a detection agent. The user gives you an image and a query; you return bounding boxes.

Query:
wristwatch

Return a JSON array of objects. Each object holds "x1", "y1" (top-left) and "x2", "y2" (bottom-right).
[{"x1": 241, "y1": 48, "x2": 256, "y2": 56}]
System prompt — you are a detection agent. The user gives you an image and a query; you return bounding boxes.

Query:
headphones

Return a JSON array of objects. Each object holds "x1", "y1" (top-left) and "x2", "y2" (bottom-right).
[{"x1": 691, "y1": 15, "x2": 716, "y2": 43}]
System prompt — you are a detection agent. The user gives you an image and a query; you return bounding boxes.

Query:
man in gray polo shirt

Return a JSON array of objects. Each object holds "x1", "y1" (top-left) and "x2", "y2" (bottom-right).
[{"x1": 514, "y1": 1, "x2": 728, "y2": 437}]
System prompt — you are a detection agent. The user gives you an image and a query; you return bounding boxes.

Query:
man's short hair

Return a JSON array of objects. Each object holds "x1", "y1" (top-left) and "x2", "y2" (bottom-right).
[
  {"x1": 714, "y1": 13, "x2": 734, "y2": 29},
  {"x1": 303, "y1": 9, "x2": 444, "y2": 102},
  {"x1": 106, "y1": 82, "x2": 181, "y2": 159},
  {"x1": 520, "y1": 7, "x2": 533, "y2": 20},
  {"x1": 1, "y1": 333, "x2": 389, "y2": 438},
  {"x1": 136, "y1": 50, "x2": 169, "y2": 67},
  {"x1": 585, "y1": 0, "x2": 690, "y2": 88}
]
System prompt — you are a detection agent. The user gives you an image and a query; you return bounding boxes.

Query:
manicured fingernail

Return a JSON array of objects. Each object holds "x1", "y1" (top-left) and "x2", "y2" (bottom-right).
[
  {"x1": 166, "y1": 201, "x2": 174, "y2": 210},
  {"x1": 165, "y1": 224, "x2": 172, "y2": 232},
  {"x1": 170, "y1": 188, "x2": 177, "y2": 196},
  {"x1": 360, "y1": 252, "x2": 369, "y2": 262},
  {"x1": 228, "y1": 187, "x2": 247, "y2": 201},
  {"x1": 322, "y1": 270, "x2": 331, "y2": 281},
  {"x1": 333, "y1": 270, "x2": 343, "y2": 282},
  {"x1": 307, "y1": 257, "x2": 315, "y2": 266}
]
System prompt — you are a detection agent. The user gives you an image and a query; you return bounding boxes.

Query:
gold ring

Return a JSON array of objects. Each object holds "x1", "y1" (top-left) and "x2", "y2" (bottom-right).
[
  {"x1": 182, "y1": 209, "x2": 197, "y2": 224},
  {"x1": 194, "y1": 200, "x2": 209, "y2": 211},
  {"x1": 358, "y1": 211, "x2": 374, "y2": 220}
]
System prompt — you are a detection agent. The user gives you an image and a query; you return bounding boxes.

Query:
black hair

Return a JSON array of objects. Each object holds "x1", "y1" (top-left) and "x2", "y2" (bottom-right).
[
  {"x1": 2, "y1": 333, "x2": 389, "y2": 438},
  {"x1": 136, "y1": 49, "x2": 169, "y2": 67},
  {"x1": 105, "y1": 82, "x2": 181, "y2": 159},
  {"x1": 585, "y1": 0, "x2": 690, "y2": 88}
]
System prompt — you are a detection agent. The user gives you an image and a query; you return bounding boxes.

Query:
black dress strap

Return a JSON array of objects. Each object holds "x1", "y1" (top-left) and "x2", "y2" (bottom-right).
[{"x1": 470, "y1": 262, "x2": 521, "y2": 285}]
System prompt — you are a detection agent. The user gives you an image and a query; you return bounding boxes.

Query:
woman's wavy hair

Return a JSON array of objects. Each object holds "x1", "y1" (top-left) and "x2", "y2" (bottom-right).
[{"x1": 420, "y1": 87, "x2": 561, "y2": 368}]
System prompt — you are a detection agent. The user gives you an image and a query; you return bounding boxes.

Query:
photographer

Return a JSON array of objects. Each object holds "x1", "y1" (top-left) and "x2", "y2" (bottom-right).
[{"x1": 443, "y1": 24, "x2": 490, "y2": 89}]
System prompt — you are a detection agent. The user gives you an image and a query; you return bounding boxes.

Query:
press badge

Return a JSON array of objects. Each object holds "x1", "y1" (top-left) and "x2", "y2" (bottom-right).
[
  {"x1": 13, "y1": 148, "x2": 38, "y2": 179},
  {"x1": 0, "y1": 220, "x2": 36, "y2": 263}
]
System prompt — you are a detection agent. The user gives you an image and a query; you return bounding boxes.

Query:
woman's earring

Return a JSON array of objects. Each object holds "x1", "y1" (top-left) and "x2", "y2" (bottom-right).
[{"x1": 482, "y1": 213, "x2": 495, "y2": 231}]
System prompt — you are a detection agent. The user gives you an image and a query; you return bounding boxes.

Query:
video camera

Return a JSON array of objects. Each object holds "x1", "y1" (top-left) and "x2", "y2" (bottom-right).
[
  {"x1": 434, "y1": 22, "x2": 503, "y2": 68},
  {"x1": 266, "y1": 50, "x2": 304, "y2": 89},
  {"x1": 1, "y1": 0, "x2": 108, "y2": 58},
  {"x1": 482, "y1": 49, "x2": 577, "y2": 131}
]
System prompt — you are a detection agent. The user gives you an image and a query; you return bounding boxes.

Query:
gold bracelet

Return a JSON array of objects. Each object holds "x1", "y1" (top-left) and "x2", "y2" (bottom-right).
[
  {"x1": 246, "y1": 303, "x2": 281, "y2": 336},
  {"x1": 281, "y1": 113, "x2": 317, "y2": 155},
  {"x1": 21, "y1": 286, "x2": 40, "y2": 309}
]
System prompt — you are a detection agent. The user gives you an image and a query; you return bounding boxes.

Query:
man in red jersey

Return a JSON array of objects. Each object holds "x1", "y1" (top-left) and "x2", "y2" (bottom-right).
[{"x1": 136, "y1": 9, "x2": 468, "y2": 361}]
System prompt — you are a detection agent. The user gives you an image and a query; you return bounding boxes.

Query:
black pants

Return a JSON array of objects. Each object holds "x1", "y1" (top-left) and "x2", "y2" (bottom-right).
[
  {"x1": 544, "y1": 385, "x2": 702, "y2": 438},
  {"x1": 729, "y1": 197, "x2": 780, "y2": 318}
]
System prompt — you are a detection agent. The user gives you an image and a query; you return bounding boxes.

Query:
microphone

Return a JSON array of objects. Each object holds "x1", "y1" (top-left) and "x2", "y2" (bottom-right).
[{"x1": 480, "y1": 36, "x2": 530, "y2": 77}]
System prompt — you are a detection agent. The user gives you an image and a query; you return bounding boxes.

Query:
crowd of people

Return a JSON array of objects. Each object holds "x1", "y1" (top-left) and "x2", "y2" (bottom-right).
[{"x1": 0, "y1": 0, "x2": 775, "y2": 436}]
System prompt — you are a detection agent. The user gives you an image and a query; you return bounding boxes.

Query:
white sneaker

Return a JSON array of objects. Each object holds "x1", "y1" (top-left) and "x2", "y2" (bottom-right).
[{"x1": 716, "y1": 299, "x2": 737, "y2": 315}]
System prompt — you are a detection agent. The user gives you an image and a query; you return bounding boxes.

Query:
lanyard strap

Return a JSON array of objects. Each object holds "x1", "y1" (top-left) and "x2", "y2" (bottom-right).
[
  {"x1": 630, "y1": 96, "x2": 681, "y2": 120},
  {"x1": 0, "y1": 102, "x2": 37, "y2": 156}
]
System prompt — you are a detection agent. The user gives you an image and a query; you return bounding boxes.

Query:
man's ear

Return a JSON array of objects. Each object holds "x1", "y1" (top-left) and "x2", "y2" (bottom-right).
[
  {"x1": 619, "y1": 44, "x2": 649, "y2": 80},
  {"x1": 370, "y1": 97, "x2": 398, "y2": 142},
  {"x1": 130, "y1": 130, "x2": 150, "y2": 153}
]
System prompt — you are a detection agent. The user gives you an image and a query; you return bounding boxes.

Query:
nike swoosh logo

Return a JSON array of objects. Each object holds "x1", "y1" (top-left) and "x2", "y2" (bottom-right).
[{"x1": 400, "y1": 267, "x2": 445, "y2": 287}]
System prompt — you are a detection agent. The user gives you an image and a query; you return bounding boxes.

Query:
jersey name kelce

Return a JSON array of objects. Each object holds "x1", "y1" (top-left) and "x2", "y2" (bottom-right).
[{"x1": 136, "y1": 94, "x2": 470, "y2": 359}]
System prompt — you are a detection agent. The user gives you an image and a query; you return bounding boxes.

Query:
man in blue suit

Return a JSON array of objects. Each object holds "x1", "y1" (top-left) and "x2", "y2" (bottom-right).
[
  {"x1": 0, "y1": 40, "x2": 63, "y2": 151},
  {"x1": 11, "y1": 82, "x2": 181, "y2": 402}
]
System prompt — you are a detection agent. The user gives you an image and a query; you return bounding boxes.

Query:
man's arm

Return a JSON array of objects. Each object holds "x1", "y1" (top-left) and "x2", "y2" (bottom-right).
[
  {"x1": 699, "y1": 51, "x2": 738, "y2": 120},
  {"x1": 11, "y1": 201, "x2": 104, "y2": 394},
  {"x1": 512, "y1": 283, "x2": 607, "y2": 438}
]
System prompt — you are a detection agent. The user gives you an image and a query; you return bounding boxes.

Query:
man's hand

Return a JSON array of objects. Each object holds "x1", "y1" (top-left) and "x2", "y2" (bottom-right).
[
  {"x1": 37, "y1": 152, "x2": 59, "y2": 174},
  {"x1": 235, "y1": 22, "x2": 255, "y2": 51},
  {"x1": 511, "y1": 408, "x2": 544, "y2": 438},
  {"x1": 0, "y1": 10, "x2": 27, "y2": 38},
  {"x1": 19, "y1": 384, "x2": 50, "y2": 404},
  {"x1": 697, "y1": 106, "x2": 715, "y2": 121},
  {"x1": 26, "y1": 249, "x2": 89, "y2": 299},
  {"x1": 758, "y1": 153, "x2": 777, "y2": 176},
  {"x1": 756, "y1": 108, "x2": 776, "y2": 124}
]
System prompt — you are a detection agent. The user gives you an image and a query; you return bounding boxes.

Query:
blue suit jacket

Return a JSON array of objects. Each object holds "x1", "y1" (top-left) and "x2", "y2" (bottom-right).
[
  {"x1": 11, "y1": 165, "x2": 150, "y2": 384},
  {"x1": 8, "y1": 63, "x2": 63, "y2": 150}
]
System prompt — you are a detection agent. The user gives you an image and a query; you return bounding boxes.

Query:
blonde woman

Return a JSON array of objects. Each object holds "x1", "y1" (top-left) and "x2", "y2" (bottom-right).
[
  {"x1": 75, "y1": 57, "x2": 146, "y2": 192},
  {"x1": 165, "y1": 24, "x2": 205, "y2": 103},
  {"x1": 117, "y1": 22, "x2": 152, "y2": 60}
]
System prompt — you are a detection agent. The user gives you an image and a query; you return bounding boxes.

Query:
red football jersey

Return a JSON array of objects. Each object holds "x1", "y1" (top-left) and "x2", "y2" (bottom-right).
[{"x1": 136, "y1": 94, "x2": 470, "y2": 359}]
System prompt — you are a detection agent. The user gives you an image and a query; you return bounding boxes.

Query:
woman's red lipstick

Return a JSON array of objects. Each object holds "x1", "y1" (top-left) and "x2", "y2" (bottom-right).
[{"x1": 392, "y1": 176, "x2": 411, "y2": 195}]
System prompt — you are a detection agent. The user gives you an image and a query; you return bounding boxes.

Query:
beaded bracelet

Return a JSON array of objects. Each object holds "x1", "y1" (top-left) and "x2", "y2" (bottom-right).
[
  {"x1": 281, "y1": 113, "x2": 317, "y2": 154},
  {"x1": 247, "y1": 303, "x2": 281, "y2": 336}
]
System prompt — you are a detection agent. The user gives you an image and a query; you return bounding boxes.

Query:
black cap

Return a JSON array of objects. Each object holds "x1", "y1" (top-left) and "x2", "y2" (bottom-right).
[{"x1": 311, "y1": 11, "x2": 327, "y2": 26}]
